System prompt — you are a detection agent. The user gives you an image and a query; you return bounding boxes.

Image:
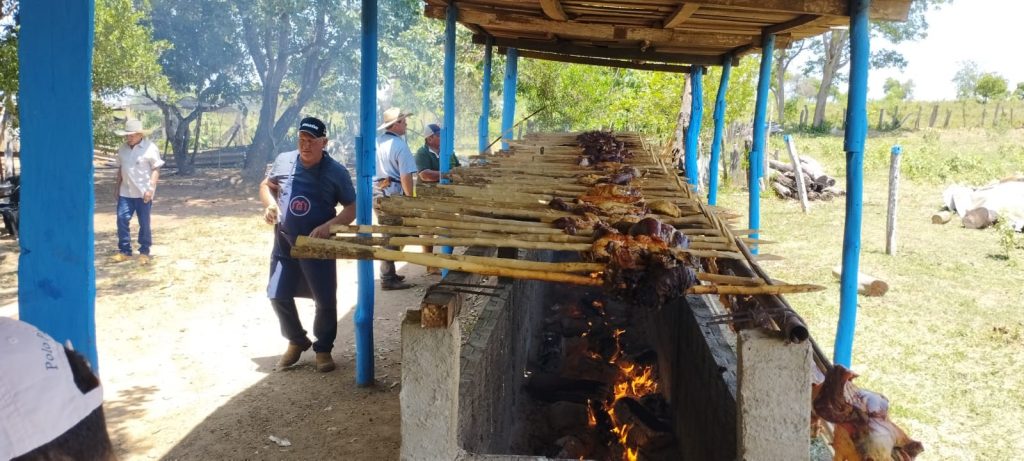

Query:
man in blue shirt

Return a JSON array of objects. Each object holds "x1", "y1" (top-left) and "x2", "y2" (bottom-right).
[
  {"x1": 259, "y1": 116, "x2": 356, "y2": 373},
  {"x1": 373, "y1": 107, "x2": 417, "y2": 290}
]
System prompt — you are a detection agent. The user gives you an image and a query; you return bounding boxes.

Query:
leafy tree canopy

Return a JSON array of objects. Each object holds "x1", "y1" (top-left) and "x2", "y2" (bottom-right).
[
  {"x1": 93, "y1": 0, "x2": 169, "y2": 96},
  {"x1": 952, "y1": 60, "x2": 980, "y2": 100},
  {"x1": 974, "y1": 73, "x2": 1008, "y2": 103},
  {"x1": 883, "y1": 78, "x2": 914, "y2": 101}
]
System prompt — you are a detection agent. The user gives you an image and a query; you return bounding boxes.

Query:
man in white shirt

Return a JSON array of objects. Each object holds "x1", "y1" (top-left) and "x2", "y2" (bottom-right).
[
  {"x1": 113, "y1": 120, "x2": 164, "y2": 264},
  {"x1": 373, "y1": 107, "x2": 417, "y2": 290}
]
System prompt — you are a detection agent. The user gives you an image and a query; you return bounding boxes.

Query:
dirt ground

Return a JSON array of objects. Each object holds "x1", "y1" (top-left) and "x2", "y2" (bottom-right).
[{"x1": 0, "y1": 168, "x2": 433, "y2": 460}]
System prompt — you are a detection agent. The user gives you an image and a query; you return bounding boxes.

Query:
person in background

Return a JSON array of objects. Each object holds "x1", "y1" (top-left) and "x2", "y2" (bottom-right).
[
  {"x1": 414, "y1": 122, "x2": 461, "y2": 275},
  {"x1": 260, "y1": 116, "x2": 357, "y2": 373},
  {"x1": 373, "y1": 107, "x2": 417, "y2": 290},
  {"x1": 113, "y1": 119, "x2": 164, "y2": 265},
  {"x1": 0, "y1": 318, "x2": 114, "y2": 461}
]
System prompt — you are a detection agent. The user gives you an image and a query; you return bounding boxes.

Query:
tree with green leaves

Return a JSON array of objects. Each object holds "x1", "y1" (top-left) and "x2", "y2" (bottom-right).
[
  {"x1": 772, "y1": 39, "x2": 809, "y2": 127},
  {"x1": 882, "y1": 78, "x2": 914, "y2": 101},
  {"x1": 952, "y1": 60, "x2": 980, "y2": 100},
  {"x1": 0, "y1": 0, "x2": 18, "y2": 149},
  {"x1": 147, "y1": 0, "x2": 248, "y2": 175},
  {"x1": 806, "y1": 0, "x2": 950, "y2": 128},
  {"x1": 1014, "y1": 82, "x2": 1024, "y2": 101},
  {"x1": 1, "y1": 0, "x2": 168, "y2": 149},
  {"x1": 237, "y1": 0, "x2": 419, "y2": 181},
  {"x1": 974, "y1": 73, "x2": 1008, "y2": 103}
]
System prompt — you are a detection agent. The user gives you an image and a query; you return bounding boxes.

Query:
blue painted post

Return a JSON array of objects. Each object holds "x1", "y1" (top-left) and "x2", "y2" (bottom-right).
[
  {"x1": 708, "y1": 57, "x2": 733, "y2": 205},
  {"x1": 18, "y1": 1, "x2": 98, "y2": 368},
  {"x1": 478, "y1": 38, "x2": 493, "y2": 154},
  {"x1": 440, "y1": 4, "x2": 456, "y2": 186},
  {"x1": 439, "y1": 3, "x2": 457, "y2": 268},
  {"x1": 500, "y1": 48, "x2": 519, "y2": 151},
  {"x1": 355, "y1": 0, "x2": 378, "y2": 386},
  {"x1": 749, "y1": 34, "x2": 775, "y2": 253},
  {"x1": 684, "y1": 66, "x2": 705, "y2": 192},
  {"x1": 835, "y1": 0, "x2": 871, "y2": 368}
]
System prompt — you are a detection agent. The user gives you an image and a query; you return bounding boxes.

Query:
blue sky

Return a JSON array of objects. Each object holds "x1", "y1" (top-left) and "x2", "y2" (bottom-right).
[{"x1": 867, "y1": 0, "x2": 1022, "y2": 100}]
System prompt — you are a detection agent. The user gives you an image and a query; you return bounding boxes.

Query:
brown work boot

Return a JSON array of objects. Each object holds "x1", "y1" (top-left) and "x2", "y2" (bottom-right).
[
  {"x1": 315, "y1": 352, "x2": 336, "y2": 373},
  {"x1": 276, "y1": 340, "x2": 312, "y2": 369},
  {"x1": 137, "y1": 254, "x2": 152, "y2": 265},
  {"x1": 110, "y1": 253, "x2": 131, "y2": 263}
]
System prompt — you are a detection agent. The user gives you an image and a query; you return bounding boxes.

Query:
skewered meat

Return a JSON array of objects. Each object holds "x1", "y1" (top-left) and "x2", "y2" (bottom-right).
[
  {"x1": 647, "y1": 199, "x2": 682, "y2": 218},
  {"x1": 588, "y1": 218, "x2": 697, "y2": 308},
  {"x1": 577, "y1": 131, "x2": 634, "y2": 165},
  {"x1": 814, "y1": 365, "x2": 923, "y2": 461}
]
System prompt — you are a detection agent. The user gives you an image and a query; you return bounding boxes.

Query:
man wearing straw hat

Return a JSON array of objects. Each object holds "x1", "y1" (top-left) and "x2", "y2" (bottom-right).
[
  {"x1": 373, "y1": 107, "x2": 416, "y2": 290},
  {"x1": 112, "y1": 119, "x2": 164, "y2": 264}
]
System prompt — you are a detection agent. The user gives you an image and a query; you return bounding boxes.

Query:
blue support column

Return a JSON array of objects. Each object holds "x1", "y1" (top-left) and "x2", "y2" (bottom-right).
[
  {"x1": 18, "y1": 1, "x2": 98, "y2": 368},
  {"x1": 684, "y1": 66, "x2": 705, "y2": 192},
  {"x1": 500, "y1": 48, "x2": 519, "y2": 151},
  {"x1": 749, "y1": 34, "x2": 775, "y2": 253},
  {"x1": 439, "y1": 3, "x2": 457, "y2": 265},
  {"x1": 708, "y1": 57, "x2": 733, "y2": 206},
  {"x1": 354, "y1": 0, "x2": 378, "y2": 386},
  {"x1": 478, "y1": 38, "x2": 493, "y2": 154},
  {"x1": 835, "y1": 0, "x2": 871, "y2": 368}
]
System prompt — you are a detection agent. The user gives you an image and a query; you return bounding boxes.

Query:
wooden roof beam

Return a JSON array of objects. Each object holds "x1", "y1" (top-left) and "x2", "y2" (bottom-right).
[
  {"x1": 426, "y1": 5, "x2": 755, "y2": 48},
  {"x1": 664, "y1": 0, "x2": 911, "y2": 21},
  {"x1": 539, "y1": 0, "x2": 569, "y2": 21},
  {"x1": 472, "y1": 34, "x2": 739, "y2": 66},
  {"x1": 763, "y1": 14, "x2": 835, "y2": 36},
  {"x1": 663, "y1": 4, "x2": 701, "y2": 28},
  {"x1": 514, "y1": 49, "x2": 694, "y2": 73}
]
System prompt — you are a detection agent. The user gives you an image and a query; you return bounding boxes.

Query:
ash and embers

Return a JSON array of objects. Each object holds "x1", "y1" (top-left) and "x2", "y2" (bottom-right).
[{"x1": 525, "y1": 291, "x2": 681, "y2": 461}]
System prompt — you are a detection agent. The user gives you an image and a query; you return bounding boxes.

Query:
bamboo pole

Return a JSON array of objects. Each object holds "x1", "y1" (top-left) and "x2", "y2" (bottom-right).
[
  {"x1": 687, "y1": 283, "x2": 825, "y2": 295},
  {"x1": 292, "y1": 237, "x2": 603, "y2": 286},
  {"x1": 332, "y1": 224, "x2": 593, "y2": 243}
]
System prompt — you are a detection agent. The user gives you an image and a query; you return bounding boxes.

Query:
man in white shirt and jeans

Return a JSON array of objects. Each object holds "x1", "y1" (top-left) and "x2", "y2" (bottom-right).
[{"x1": 113, "y1": 119, "x2": 164, "y2": 264}]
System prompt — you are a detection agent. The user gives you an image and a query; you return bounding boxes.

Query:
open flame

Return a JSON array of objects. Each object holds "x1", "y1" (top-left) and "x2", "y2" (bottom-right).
[{"x1": 603, "y1": 326, "x2": 659, "y2": 461}]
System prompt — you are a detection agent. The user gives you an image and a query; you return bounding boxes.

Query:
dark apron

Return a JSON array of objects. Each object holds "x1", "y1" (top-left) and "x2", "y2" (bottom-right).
[{"x1": 267, "y1": 156, "x2": 337, "y2": 300}]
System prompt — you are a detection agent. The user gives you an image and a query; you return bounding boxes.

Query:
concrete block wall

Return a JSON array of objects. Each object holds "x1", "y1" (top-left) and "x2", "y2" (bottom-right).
[{"x1": 644, "y1": 294, "x2": 739, "y2": 461}]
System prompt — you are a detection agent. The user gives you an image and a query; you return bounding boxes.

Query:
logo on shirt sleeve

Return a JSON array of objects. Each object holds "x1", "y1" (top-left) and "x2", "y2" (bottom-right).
[{"x1": 289, "y1": 195, "x2": 312, "y2": 216}]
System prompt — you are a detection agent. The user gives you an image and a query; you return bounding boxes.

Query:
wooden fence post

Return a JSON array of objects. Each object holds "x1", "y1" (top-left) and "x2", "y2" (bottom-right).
[
  {"x1": 877, "y1": 108, "x2": 885, "y2": 130},
  {"x1": 886, "y1": 145, "x2": 903, "y2": 255},
  {"x1": 994, "y1": 102, "x2": 1002, "y2": 126},
  {"x1": 913, "y1": 106, "x2": 922, "y2": 130},
  {"x1": 784, "y1": 135, "x2": 810, "y2": 213},
  {"x1": 944, "y1": 109, "x2": 952, "y2": 128},
  {"x1": 928, "y1": 104, "x2": 939, "y2": 128},
  {"x1": 981, "y1": 108, "x2": 987, "y2": 127}
]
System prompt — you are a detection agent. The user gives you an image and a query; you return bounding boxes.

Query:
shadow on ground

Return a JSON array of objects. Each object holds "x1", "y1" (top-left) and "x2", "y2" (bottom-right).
[{"x1": 160, "y1": 265, "x2": 428, "y2": 461}]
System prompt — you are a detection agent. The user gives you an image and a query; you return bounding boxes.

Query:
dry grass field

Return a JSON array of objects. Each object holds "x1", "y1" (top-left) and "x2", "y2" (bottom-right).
[{"x1": 718, "y1": 128, "x2": 1024, "y2": 460}]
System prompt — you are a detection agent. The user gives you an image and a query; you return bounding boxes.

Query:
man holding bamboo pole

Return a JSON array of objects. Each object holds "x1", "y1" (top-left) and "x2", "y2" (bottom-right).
[
  {"x1": 259, "y1": 117, "x2": 357, "y2": 373},
  {"x1": 373, "y1": 107, "x2": 417, "y2": 290},
  {"x1": 415, "y1": 122, "x2": 460, "y2": 275}
]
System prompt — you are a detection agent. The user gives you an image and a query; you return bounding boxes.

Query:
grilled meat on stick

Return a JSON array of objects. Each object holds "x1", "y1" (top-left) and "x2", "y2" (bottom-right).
[{"x1": 813, "y1": 365, "x2": 924, "y2": 461}]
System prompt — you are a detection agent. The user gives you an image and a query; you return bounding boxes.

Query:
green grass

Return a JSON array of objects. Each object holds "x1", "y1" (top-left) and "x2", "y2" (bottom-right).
[{"x1": 719, "y1": 128, "x2": 1024, "y2": 460}]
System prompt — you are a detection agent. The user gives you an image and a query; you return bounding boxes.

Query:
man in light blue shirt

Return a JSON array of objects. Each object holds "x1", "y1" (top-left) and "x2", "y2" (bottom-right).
[{"x1": 373, "y1": 107, "x2": 417, "y2": 290}]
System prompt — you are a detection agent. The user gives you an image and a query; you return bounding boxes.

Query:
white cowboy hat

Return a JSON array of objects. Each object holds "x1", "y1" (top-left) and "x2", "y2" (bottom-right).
[
  {"x1": 376, "y1": 108, "x2": 413, "y2": 131},
  {"x1": 114, "y1": 119, "x2": 149, "y2": 136}
]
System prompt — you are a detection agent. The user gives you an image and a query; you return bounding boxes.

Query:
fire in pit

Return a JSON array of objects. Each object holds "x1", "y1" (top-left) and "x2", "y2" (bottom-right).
[{"x1": 525, "y1": 288, "x2": 682, "y2": 460}]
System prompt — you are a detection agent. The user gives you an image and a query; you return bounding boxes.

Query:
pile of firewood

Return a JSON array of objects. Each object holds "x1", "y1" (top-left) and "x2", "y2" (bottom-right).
[{"x1": 768, "y1": 157, "x2": 845, "y2": 201}]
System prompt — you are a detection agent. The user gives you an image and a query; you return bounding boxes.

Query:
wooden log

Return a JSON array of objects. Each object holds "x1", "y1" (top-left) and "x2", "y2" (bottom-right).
[
  {"x1": 831, "y1": 265, "x2": 889, "y2": 297},
  {"x1": 292, "y1": 237, "x2": 604, "y2": 286},
  {"x1": 962, "y1": 207, "x2": 997, "y2": 229},
  {"x1": 784, "y1": 135, "x2": 810, "y2": 213},
  {"x1": 930, "y1": 210, "x2": 953, "y2": 224}
]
